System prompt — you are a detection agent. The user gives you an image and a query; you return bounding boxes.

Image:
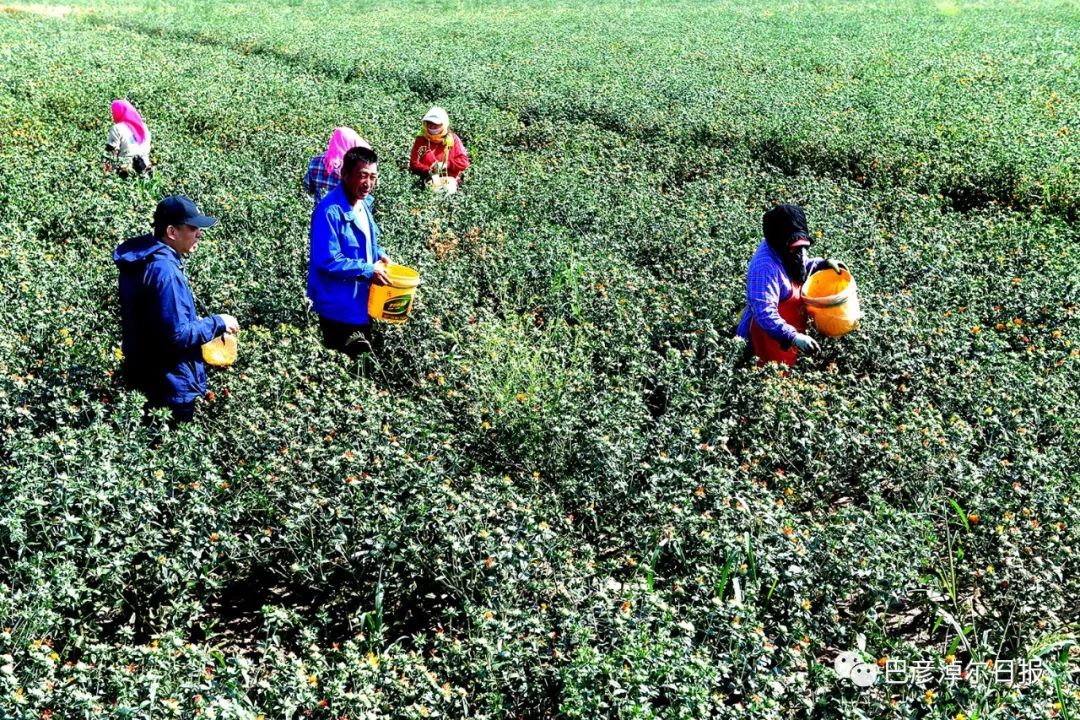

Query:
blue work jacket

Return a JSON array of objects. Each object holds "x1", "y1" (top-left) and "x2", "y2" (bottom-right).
[
  {"x1": 307, "y1": 186, "x2": 384, "y2": 325},
  {"x1": 113, "y1": 234, "x2": 225, "y2": 404}
]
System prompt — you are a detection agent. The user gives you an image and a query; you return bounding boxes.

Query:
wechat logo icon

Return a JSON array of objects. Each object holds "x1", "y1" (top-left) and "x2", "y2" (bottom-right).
[{"x1": 835, "y1": 649, "x2": 879, "y2": 689}]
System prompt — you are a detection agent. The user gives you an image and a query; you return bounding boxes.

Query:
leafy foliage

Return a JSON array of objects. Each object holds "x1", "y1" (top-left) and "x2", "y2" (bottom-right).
[{"x1": 0, "y1": 0, "x2": 1078, "y2": 718}]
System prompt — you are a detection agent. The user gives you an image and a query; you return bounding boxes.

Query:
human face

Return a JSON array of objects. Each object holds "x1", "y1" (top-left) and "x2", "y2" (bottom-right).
[
  {"x1": 342, "y1": 161, "x2": 378, "y2": 204},
  {"x1": 166, "y1": 223, "x2": 204, "y2": 255},
  {"x1": 424, "y1": 121, "x2": 445, "y2": 138}
]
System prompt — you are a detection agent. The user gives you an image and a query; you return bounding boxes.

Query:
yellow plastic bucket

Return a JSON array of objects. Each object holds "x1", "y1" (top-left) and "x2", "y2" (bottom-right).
[
  {"x1": 202, "y1": 333, "x2": 238, "y2": 367},
  {"x1": 368, "y1": 263, "x2": 421, "y2": 323},
  {"x1": 802, "y1": 267, "x2": 863, "y2": 337}
]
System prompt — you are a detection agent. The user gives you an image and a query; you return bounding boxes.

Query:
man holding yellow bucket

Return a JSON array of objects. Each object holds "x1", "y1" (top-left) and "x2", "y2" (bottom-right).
[
  {"x1": 114, "y1": 196, "x2": 239, "y2": 422},
  {"x1": 736, "y1": 204, "x2": 845, "y2": 367},
  {"x1": 307, "y1": 146, "x2": 392, "y2": 358}
]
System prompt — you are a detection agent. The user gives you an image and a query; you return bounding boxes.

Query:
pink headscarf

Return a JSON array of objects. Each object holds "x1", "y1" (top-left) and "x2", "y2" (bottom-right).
[
  {"x1": 111, "y1": 99, "x2": 148, "y2": 145},
  {"x1": 322, "y1": 127, "x2": 370, "y2": 176}
]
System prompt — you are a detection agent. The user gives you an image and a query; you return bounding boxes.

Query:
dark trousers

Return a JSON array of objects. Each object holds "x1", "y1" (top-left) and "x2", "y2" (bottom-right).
[
  {"x1": 144, "y1": 398, "x2": 196, "y2": 425},
  {"x1": 318, "y1": 315, "x2": 374, "y2": 359},
  {"x1": 117, "y1": 156, "x2": 152, "y2": 179},
  {"x1": 167, "y1": 401, "x2": 196, "y2": 423},
  {"x1": 125, "y1": 369, "x2": 196, "y2": 425}
]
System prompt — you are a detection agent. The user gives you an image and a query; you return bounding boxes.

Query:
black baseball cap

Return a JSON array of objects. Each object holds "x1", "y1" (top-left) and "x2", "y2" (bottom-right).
[{"x1": 153, "y1": 195, "x2": 218, "y2": 234}]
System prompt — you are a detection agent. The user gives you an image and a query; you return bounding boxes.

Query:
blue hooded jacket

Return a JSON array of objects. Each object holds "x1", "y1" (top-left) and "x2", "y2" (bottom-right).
[
  {"x1": 307, "y1": 187, "x2": 384, "y2": 325},
  {"x1": 113, "y1": 234, "x2": 225, "y2": 404}
]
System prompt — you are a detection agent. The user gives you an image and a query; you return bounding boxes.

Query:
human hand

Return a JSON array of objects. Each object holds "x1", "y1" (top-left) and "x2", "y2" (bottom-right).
[
  {"x1": 422, "y1": 151, "x2": 437, "y2": 166},
  {"x1": 431, "y1": 161, "x2": 447, "y2": 176},
  {"x1": 219, "y1": 314, "x2": 240, "y2": 335},
  {"x1": 793, "y1": 333, "x2": 820, "y2": 354},
  {"x1": 378, "y1": 254, "x2": 391, "y2": 266},
  {"x1": 822, "y1": 258, "x2": 847, "y2": 275},
  {"x1": 372, "y1": 264, "x2": 391, "y2": 286},
  {"x1": 103, "y1": 163, "x2": 113, "y2": 174}
]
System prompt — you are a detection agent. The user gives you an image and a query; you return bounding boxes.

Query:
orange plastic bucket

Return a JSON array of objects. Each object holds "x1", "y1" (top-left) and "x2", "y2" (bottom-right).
[
  {"x1": 367, "y1": 263, "x2": 420, "y2": 323},
  {"x1": 802, "y1": 267, "x2": 863, "y2": 337},
  {"x1": 202, "y1": 333, "x2": 238, "y2": 367}
]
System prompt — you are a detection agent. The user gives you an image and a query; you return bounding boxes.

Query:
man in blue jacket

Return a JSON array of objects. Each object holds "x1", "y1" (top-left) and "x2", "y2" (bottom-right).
[
  {"x1": 114, "y1": 196, "x2": 239, "y2": 422},
  {"x1": 308, "y1": 145, "x2": 391, "y2": 357}
]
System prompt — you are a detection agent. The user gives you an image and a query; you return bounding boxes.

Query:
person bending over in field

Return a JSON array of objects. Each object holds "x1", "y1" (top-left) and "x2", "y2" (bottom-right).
[
  {"x1": 105, "y1": 99, "x2": 152, "y2": 178},
  {"x1": 735, "y1": 204, "x2": 844, "y2": 367},
  {"x1": 408, "y1": 106, "x2": 470, "y2": 190},
  {"x1": 114, "y1": 196, "x2": 239, "y2": 423},
  {"x1": 308, "y1": 146, "x2": 391, "y2": 359},
  {"x1": 303, "y1": 126, "x2": 371, "y2": 202}
]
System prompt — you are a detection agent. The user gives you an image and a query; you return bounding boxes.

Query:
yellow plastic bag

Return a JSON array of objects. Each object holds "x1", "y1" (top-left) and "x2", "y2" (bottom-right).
[{"x1": 202, "y1": 334, "x2": 238, "y2": 367}]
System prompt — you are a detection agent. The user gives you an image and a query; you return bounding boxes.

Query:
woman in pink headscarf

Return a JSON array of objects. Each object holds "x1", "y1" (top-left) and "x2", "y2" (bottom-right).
[
  {"x1": 105, "y1": 100, "x2": 152, "y2": 178},
  {"x1": 303, "y1": 127, "x2": 371, "y2": 202}
]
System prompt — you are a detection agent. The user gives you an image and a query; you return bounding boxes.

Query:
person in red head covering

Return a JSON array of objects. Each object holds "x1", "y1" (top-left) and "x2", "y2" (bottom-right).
[
  {"x1": 303, "y1": 127, "x2": 372, "y2": 202},
  {"x1": 105, "y1": 100, "x2": 152, "y2": 178}
]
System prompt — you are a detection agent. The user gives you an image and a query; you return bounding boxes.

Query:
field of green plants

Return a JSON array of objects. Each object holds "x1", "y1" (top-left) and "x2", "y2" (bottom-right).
[{"x1": 1, "y1": 0, "x2": 1078, "y2": 717}]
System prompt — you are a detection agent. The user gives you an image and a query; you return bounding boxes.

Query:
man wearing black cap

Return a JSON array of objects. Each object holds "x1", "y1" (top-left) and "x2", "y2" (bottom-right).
[
  {"x1": 735, "y1": 204, "x2": 843, "y2": 366},
  {"x1": 113, "y1": 195, "x2": 239, "y2": 422}
]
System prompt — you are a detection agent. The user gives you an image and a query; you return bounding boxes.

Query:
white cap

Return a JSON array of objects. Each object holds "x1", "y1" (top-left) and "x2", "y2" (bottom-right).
[{"x1": 422, "y1": 106, "x2": 449, "y2": 126}]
